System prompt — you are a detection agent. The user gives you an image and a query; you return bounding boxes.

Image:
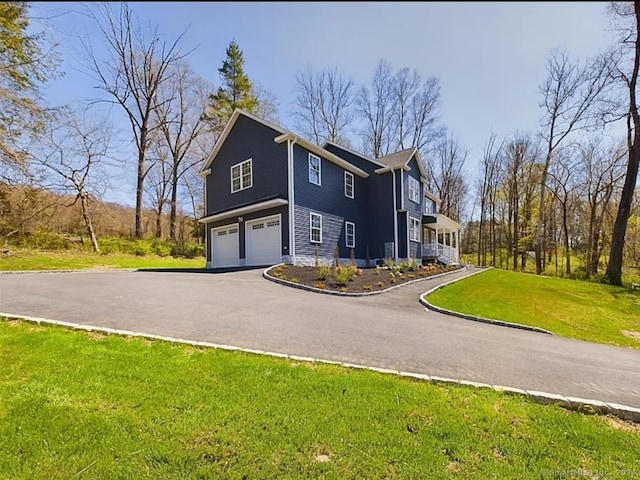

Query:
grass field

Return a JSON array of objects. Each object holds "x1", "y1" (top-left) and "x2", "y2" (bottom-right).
[
  {"x1": 0, "y1": 250, "x2": 205, "y2": 271},
  {"x1": 1, "y1": 319, "x2": 639, "y2": 479},
  {"x1": 426, "y1": 269, "x2": 640, "y2": 350}
]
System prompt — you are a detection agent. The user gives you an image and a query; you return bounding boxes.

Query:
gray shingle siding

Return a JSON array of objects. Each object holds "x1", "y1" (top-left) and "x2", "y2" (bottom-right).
[
  {"x1": 205, "y1": 115, "x2": 288, "y2": 216},
  {"x1": 292, "y1": 144, "x2": 370, "y2": 261}
]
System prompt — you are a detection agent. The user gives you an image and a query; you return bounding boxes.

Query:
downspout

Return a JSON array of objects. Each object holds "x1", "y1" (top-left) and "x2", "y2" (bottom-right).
[
  {"x1": 391, "y1": 169, "x2": 398, "y2": 261},
  {"x1": 288, "y1": 138, "x2": 296, "y2": 264}
]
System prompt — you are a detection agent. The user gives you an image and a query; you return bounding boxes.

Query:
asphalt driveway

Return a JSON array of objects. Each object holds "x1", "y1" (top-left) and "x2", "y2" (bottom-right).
[{"x1": 1, "y1": 267, "x2": 640, "y2": 408}]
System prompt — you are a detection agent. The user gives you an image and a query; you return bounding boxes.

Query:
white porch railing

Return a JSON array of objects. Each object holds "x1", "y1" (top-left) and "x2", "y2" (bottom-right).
[{"x1": 422, "y1": 242, "x2": 459, "y2": 264}]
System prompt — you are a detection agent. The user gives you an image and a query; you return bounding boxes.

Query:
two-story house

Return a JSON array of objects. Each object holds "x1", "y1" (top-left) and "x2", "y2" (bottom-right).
[{"x1": 198, "y1": 109, "x2": 461, "y2": 268}]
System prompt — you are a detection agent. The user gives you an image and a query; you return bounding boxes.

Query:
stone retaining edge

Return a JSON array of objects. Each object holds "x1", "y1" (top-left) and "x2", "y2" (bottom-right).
[{"x1": 2, "y1": 312, "x2": 637, "y2": 424}]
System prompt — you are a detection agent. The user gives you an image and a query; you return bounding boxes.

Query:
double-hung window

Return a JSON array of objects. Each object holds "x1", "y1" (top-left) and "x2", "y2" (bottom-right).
[
  {"x1": 344, "y1": 171, "x2": 354, "y2": 198},
  {"x1": 309, "y1": 154, "x2": 321, "y2": 185},
  {"x1": 345, "y1": 221, "x2": 355, "y2": 248},
  {"x1": 310, "y1": 212, "x2": 322, "y2": 243},
  {"x1": 408, "y1": 176, "x2": 420, "y2": 204},
  {"x1": 409, "y1": 216, "x2": 421, "y2": 242},
  {"x1": 231, "y1": 159, "x2": 252, "y2": 193}
]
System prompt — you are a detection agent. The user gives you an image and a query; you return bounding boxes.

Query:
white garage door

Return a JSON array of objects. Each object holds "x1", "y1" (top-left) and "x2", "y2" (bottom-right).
[
  {"x1": 212, "y1": 224, "x2": 239, "y2": 268},
  {"x1": 246, "y1": 215, "x2": 282, "y2": 266}
]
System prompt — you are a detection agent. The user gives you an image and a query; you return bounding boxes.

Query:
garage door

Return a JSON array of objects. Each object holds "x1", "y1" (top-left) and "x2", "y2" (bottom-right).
[
  {"x1": 212, "y1": 224, "x2": 239, "y2": 268},
  {"x1": 246, "y1": 215, "x2": 282, "y2": 266}
]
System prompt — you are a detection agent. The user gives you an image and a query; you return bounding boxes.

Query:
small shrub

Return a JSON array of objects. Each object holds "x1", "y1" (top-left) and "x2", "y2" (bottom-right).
[
  {"x1": 334, "y1": 264, "x2": 355, "y2": 286},
  {"x1": 375, "y1": 266, "x2": 381, "y2": 275},
  {"x1": 317, "y1": 265, "x2": 331, "y2": 280},
  {"x1": 132, "y1": 240, "x2": 151, "y2": 256},
  {"x1": 384, "y1": 258, "x2": 395, "y2": 269},
  {"x1": 313, "y1": 282, "x2": 326, "y2": 289},
  {"x1": 290, "y1": 277, "x2": 300, "y2": 284},
  {"x1": 408, "y1": 274, "x2": 415, "y2": 279},
  {"x1": 390, "y1": 278, "x2": 396, "y2": 284},
  {"x1": 340, "y1": 287, "x2": 348, "y2": 293},
  {"x1": 376, "y1": 281, "x2": 385, "y2": 288},
  {"x1": 363, "y1": 285, "x2": 372, "y2": 291}
]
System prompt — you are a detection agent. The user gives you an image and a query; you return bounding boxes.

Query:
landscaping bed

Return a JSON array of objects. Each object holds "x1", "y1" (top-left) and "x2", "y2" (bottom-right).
[{"x1": 266, "y1": 261, "x2": 463, "y2": 294}]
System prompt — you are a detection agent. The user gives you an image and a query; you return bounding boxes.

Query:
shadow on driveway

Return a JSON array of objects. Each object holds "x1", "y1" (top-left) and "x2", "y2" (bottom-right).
[{"x1": 135, "y1": 266, "x2": 268, "y2": 274}]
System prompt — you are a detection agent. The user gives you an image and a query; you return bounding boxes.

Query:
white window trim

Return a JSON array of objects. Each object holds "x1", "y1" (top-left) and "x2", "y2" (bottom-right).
[
  {"x1": 309, "y1": 153, "x2": 321, "y2": 186},
  {"x1": 344, "y1": 171, "x2": 354, "y2": 199},
  {"x1": 345, "y1": 221, "x2": 355, "y2": 248},
  {"x1": 410, "y1": 216, "x2": 421, "y2": 242},
  {"x1": 409, "y1": 176, "x2": 420, "y2": 204},
  {"x1": 230, "y1": 158, "x2": 253, "y2": 193},
  {"x1": 310, "y1": 212, "x2": 322, "y2": 243}
]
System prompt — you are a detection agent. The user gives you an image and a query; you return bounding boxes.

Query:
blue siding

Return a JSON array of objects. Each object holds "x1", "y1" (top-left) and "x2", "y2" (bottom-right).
[
  {"x1": 205, "y1": 115, "x2": 288, "y2": 216},
  {"x1": 403, "y1": 157, "x2": 424, "y2": 258},
  {"x1": 321, "y1": 143, "x2": 395, "y2": 262},
  {"x1": 292, "y1": 144, "x2": 370, "y2": 261}
]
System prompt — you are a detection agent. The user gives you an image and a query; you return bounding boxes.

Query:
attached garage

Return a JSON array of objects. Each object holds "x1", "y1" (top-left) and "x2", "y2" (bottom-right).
[
  {"x1": 211, "y1": 223, "x2": 239, "y2": 268},
  {"x1": 245, "y1": 214, "x2": 282, "y2": 266}
]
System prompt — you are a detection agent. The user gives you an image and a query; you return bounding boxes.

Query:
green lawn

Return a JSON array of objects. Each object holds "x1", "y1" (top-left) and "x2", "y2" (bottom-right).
[
  {"x1": 1, "y1": 319, "x2": 639, "y2": 479},
  {"x1": 427, "y1": 269, "x2": 640, "y2": 350},
  {"x1": 0, "y1": 250, "x2": 205, "y2": 271}
]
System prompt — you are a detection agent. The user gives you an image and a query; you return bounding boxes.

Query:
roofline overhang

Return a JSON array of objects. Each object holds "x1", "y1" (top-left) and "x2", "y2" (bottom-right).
[
  {"x1": 275, "y1": 133, "x2": 369, "y2": 178},
  {"x1": 198, "y1": 198, "x2": 288, "y2": 224}
]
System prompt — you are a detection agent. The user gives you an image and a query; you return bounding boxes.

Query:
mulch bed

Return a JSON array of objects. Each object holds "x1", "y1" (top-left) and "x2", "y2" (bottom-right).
[{"x1": 266, "y1": 263, "x2": 463, "y2": 294}]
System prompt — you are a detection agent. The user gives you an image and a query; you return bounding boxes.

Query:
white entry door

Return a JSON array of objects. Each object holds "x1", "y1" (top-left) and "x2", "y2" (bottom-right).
[
  {"x1": 245, "y1": 215, "x2": 282, "y2": 266},
  {"x1": 212, "y1": 224, "x2": 239, "y2": 268}
]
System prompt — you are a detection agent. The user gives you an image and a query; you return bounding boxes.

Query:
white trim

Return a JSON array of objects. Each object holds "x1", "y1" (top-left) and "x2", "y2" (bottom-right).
[
  {"x1": 230, "y1": 158, "x2": 252, "y2": 193},
  {"x1": 374, "y1": 165, "x2": 410, "y2": 174},
  {"x1": 287, "y1": 139, "x2": 296, "y2": 263},
  {"x1": 310, "y1": 212, "x2": 322, "y2": 244},
  {"x1": 391, "y1": 170, "x2": 398, "y2": 261},
  {"x1": 201, "y1": 109, "x2": 288, "y2": 173},
  {"x1": 344, "y1": 171, "x2": 354, "y2": 199},
  {"x1": 245, "y1": 214, "x2": 282, "y2": 266},
  {"x1": 400, "y1": 170, "x2": 405, "y2": 210},
  {"x1": 308, "y1": 153, "x2": 321, "y2": 186},
  {"x1": 198, "y1": 198, "x2": 288, "y2": 224},
  {"x1": 321, "y1": 140, "x2": 388, "y2": 168},
  {"x1": 407, "y1": 214, "x2": 410, "y2": 258},
  {"x1": 409, "y1": 216, "x2": 421, "y2": 242},
  {"x1": 345, "y1": 221, "x2": 355, "y2": 248},
  {"x1": 199, "y1": 168, "x2": 211, "y2": 178},
  {"x1": 275, "y1": 133, "x2": 369, "y2": 178}
]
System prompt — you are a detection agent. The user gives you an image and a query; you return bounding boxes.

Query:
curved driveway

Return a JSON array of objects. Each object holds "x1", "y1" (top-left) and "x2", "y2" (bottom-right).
[{"x1": 1, "y1": 267, "x2": 640, "y2": 408}]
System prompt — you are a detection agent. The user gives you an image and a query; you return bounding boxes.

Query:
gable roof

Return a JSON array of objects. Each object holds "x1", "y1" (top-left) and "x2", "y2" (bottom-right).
[
  {"x1": 322, "y1": 140, "x2": 388, "y2": 168},
  {"x1": 200, "y1": 109, "x2": 368, "y2": 178},
  {"x1": 374, "y1": 147, "x2": 429, "y2": 182},
  {"x1": 200, "y1": 109, "x2": 286, "y2": 174}
]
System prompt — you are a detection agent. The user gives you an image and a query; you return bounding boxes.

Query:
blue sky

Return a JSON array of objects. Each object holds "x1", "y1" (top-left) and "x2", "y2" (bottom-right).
[{"x1": 30, "y1": 1, "x2": 617, "y2": 206}]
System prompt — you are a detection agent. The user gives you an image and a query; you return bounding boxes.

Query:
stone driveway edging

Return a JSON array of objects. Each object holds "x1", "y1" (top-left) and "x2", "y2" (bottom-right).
[
  {"x1": 419, "y1": 267, "x2": 555, "y2": 336},
  {"x1": 262, "y1": 264, "x2": 467, "y2": 297},
  {"x1": 2, "y1": 312, "x2": 638, "y2": 424},
  {"x1": 0, "y1": 268, "x2": 139, "y2": 275}
]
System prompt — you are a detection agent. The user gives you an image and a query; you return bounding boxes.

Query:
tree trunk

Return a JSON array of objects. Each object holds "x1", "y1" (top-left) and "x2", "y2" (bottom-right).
[
  {"x1": 606, "y1": 2, "x2": 640, "y2": 286},
  {"x1": 562, "y1": 204, "x2": 571, "y2": 275},
  {"x1": 170, "y1": 165, "x2": 179, "y2": 241},
  {"x1": 155, "y1": 211, "x2": 162, "y2": 238},
  {"x1": 135, "y1": 150, "x2": 146, "y2": 239},
  {"x1": 79, "y1": 194, "x2": 99, "y2": 253}
]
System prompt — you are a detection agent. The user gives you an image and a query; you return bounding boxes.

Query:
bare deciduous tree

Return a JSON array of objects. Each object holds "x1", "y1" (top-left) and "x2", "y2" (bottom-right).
[
  {"x1": 606, "y1": 1, "x2": 640, "y2": 285},
  {"x1": 536, "y1": 47, "x2": 612, "y2": 274},
  {"x1": 428, "y1": 134, "x2": 468, "y2": 222},
  {"x1": 85, "y1": 2, "x2": 188, "y2": 238},
  {"x1": 36, "y1": 106, "x2": 113, "y2": 252},
  {"x1": 293, "y1": 66, "x2": 355, "y2": 146}
]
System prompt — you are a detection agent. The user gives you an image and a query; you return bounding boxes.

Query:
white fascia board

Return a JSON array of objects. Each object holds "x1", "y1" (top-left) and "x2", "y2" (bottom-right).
[
  {"x1": 198, "y1": 198, "x2": 288, "y2": 224},
  {"x1": 322, "y1": 140, "x2": 388, "y2": 168},
  {"x1": 275, "y1": 134, "x2": 369, "y2": 178}
]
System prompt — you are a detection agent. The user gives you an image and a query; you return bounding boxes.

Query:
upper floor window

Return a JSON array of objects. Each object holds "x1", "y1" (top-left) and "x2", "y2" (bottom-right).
[
  {"x1": 310, "y1": 212, "x2": 322, "y2": 243},
  {"x1": 344, "y1": 171, "x2": 354, "y2": 198},
  {"x1": 425, "y1": 198, "x2": 437, "y2": 214},
  {"x1": 231, "y1": 159, "x2": 252, "y2": 193},
  {"x1": 408, "y1": 176, "x2": 420, "y2": 204},
  {"x1": 345, "y1": 221, "x2": 355, "y2": 248},
  {"x1": 409, "y1": 216, "x2": 421, "y2": 242},
  {"x1": 309, "y1": 153, "x2": 321, "y2": 186}
]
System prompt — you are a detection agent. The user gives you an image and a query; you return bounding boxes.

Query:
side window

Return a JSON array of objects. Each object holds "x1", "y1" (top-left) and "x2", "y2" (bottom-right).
[
  {"x1": 345, "y1": 171, "x2": 354, "y2": 198},
  {"x1": 309, "y1": 154, "x2": 321, "y2": 186},
  {"x1": 310, "y1": 212, "x2": 322, "y2": 243}
]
